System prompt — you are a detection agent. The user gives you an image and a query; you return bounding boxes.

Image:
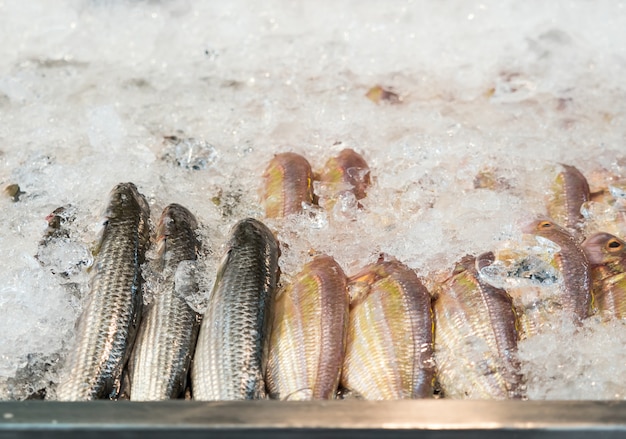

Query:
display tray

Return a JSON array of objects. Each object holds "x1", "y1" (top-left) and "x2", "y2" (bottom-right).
[{"x1": 1, "y1": 400, "x2": 626, "y2": 438}]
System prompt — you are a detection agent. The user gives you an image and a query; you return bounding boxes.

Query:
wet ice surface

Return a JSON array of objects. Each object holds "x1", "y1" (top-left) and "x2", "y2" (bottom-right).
[
  {"x1": 1, "y1": 0, "x2": 626, "y2": 400},
  {"x1": 519, "y1": 318, "x2": 626, "y2": 400}
]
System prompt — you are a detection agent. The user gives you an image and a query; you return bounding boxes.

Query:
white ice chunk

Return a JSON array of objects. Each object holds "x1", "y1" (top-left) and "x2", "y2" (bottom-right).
[
  {"x1": 36, "y1": 237, "x2": 92, "y2": 278},
  {"x1": 519, "y1": 318, "x2": 626, "y2": 400},
  {"x1": 0, "y1": 265, "x2": 76, "y2": 378},
  {"x1": 162, "y1": 138, "x2": 219, "y2": 171},
  {"x1": 87, "y1": 106, "x2": 125, "y2": 153}
]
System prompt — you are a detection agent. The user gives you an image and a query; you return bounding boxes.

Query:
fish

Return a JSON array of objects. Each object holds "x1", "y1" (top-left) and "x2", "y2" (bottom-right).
[
  {"x1": 128, "y1": 204, "x2": 202, "y2": 401},
  {"x1": 191, "y1": 218, "x2": 279, "y2": 400},
  {"x1": 56, "y1": 182, "x2": 151, "y2": 401},
  {"x1": 547, "y1": 164, "x2": 590, "y2": 232},
  {"x1": 341, "y1": 259, "x2": 434, "y2": 400},
  {"x1": 365, "y1": 85, "x2": 401, "y2": 104},
  {"x1": 582, "y1": 232, "x2": 626, "y2": 319},
  {"x1": 434, "y1": 252, "x2": 523, "y2": 399},
  {"x1": 523, "y1": 219, "x2": 592, "y2": 322},
  {"x1": 266, "y1": 255, "x2": 348, "y2": 400},
  {"x1": 261, "y1": 152, "x2": 316, "y2": 218},
  {"x1": 41, "y1": 205, "x2": 75, "y2": 240},
  {"x1": 319, "y1": 149, "x2": 371, "y2": 210}
]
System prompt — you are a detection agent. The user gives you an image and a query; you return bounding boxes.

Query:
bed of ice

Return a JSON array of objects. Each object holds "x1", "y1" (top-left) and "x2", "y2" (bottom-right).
[{"x1": 1, "y1": 0, "x2": 625, "y2": 401}]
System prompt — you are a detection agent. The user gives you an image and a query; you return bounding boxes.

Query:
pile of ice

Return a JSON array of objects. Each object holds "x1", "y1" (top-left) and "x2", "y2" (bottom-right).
[{"x1": 0, "y1": 0, "x2": 625, "y2": 400}]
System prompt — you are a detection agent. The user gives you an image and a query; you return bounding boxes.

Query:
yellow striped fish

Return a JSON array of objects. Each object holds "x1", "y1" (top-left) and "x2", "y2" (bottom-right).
[
  {"x1": 341, "y1": 259, "x2": 434, "y2": 399},
  {"x1": 261, "y1": 152, "x2": 316, "y2": 218},
  {"x1": 266, "y1": 255, "x2": 348, "y2": 400},
  {"x1": 434, "y1": 252, "x2": 523, "y2": 399}
]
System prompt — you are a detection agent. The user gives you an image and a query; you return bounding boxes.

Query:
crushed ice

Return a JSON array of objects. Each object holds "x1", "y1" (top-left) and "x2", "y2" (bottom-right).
[{"x1": 1, "y1": 0, "x2": 626, "y2": 401}]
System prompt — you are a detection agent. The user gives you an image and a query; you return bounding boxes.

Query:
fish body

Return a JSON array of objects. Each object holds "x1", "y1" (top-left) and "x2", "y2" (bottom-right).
[
  {"x1": 266, "y1": 255, "x2": 348, "y2": 400},
  {"x1": 547, "y1": 164, "x2": 590, "y2": 232},
  {"x1": 582, "y1": 232, "x2": 626, "y2": 319},
  {"x1": 57, "y1": 182, "x2": 150, "y2": 400},
  {"x1": 341, "y1": 259, "x2": 434, "y2": 399},
  {"x1": 523, "y1": 220, "x2": 592, "y2": 321},
  {"x1": 191, "y1": 218, "x2": 279, "y2": 400},
  {"x1": 129, "y1": 204, "x2": 202, "y2": 401},
  {"x1": 262, "y1": 152, "x2": 316, "y2": 218},
  {"x1": 319, "y1": 149, "x2": 370, "y2": 209},
  {"x1": 434, "y1": 253, "x2": 523, "y2": 399}
]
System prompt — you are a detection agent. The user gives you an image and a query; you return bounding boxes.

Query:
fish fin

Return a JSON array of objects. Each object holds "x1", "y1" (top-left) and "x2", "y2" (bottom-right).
[
  {"x1": 284, "y1": 388, "x2": 314, "y2": 401},
  {"x1": 90, "y1": 217, "x2": 110, "y2": 258},
  {"x1": 118, "y1": 368, "x2": 131, "y2": 400},
  {"x1": 215, "y1": 247, "x2": 233, "y2": 283}
]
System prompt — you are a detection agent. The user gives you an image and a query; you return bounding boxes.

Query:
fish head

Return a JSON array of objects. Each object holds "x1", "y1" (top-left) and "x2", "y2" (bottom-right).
[
  {"x1": 105, "y1": 183, "x2": 149, "y2": 220},
  {"x1": 523, "y1": 218, "x2": 554, "y2": 233},
  {"x1": 453, "y1": 255, "x2": 476, "y2": 275},
  {"x1": 522, "y1": 219, "x2": 569, "y2": 243},
  {"x1": 582, "y1": 232, "x2": 626, "y2": 265},
  {"x1": 347, "y1": 264, "x2": 379, "y2": 304},
  {"x1": 347, "y1": 258, "x2": 409, "y2": 304},
  {"x1": 261, "y1": 152, "x2": 315, "y2": 218},
  {"x1": 157, "y1": 204, "x2": 198, "y2": 239},
  {"x1": 320, "y1": 149, "x2": 371, "y2": 201}
]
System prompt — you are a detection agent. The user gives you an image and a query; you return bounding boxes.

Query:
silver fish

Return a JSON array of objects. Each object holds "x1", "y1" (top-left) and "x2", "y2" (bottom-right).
[
  {"x1": 129, "y1": 204, "x2": 201, "y2": 401},
  {"x1": 191, "y1": 218, "x2": 279, "y2": 400},
  {"x1": 57, "y1": 182, "x2": 150, "y2": 400}
]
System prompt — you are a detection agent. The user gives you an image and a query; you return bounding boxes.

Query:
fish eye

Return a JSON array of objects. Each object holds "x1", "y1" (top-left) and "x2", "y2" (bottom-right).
[
  {"x1": 539, "y1": 221, "x2": 553, "y2": 229},
  {"x1": 608, "y1": 239, "x2": 623, "y2": 250}
]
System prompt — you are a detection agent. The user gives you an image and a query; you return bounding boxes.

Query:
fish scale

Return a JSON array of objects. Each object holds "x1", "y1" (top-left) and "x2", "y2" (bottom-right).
[
  {"x1": 129, "y1": 204, "x2": 201, "y2": 401},
  {"x1": 266, "y1": 255, "x2": 349, "y2": 400},
  {"x1": 341, "y1": 260, "x2": 434, "y2": 400},
  {"x1": 434, "y1": 253, "x2": 523, "y2": 399},
  {"x1": 191, "y1": 218, "x2": 278, "y2": 401},
  {"x1": 547, "y1": 164, "x2": 590, "y2": 232},
  {"x1": 57, "y1": 182, "x2": 150, "y2": 401},
  {"x1": 261, "y1": 152, "x2": 316, "y2": 218}
]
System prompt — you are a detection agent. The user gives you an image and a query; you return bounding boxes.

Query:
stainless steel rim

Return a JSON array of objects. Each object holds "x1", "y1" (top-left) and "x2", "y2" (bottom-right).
[{"x1": 2, "y1": 400, "x2": 626, "y2": 438}]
